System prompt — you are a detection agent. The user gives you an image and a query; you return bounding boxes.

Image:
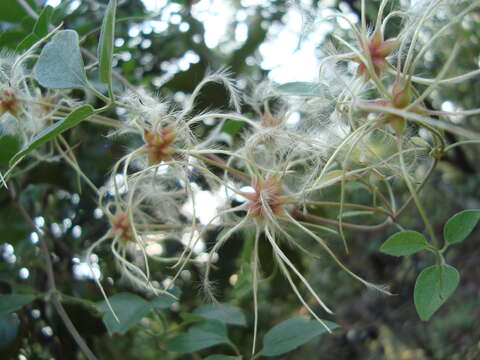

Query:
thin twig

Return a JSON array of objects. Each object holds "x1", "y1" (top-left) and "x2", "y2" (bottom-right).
[{"x1": 8, "y1": 183, "x2": 98, "y2": 360}]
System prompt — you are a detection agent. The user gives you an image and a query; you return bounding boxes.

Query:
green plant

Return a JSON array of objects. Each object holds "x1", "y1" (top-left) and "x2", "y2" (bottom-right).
[{"x1": 1, "y1": 0, "x2": 480, "y2": 359}]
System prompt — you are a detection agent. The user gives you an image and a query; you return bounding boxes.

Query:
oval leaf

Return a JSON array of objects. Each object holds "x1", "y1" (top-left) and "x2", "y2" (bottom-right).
[
  {"x1": 193, "y1": 303, "x2": 247, "y2": 326},
  {"x1": 34, "y1": 30, "x2": 88, "y2": 89},
  {"x1": 97, "y1": 293, "x2": 152, "y2": 335},
  {"x1": 165, "y1": 320, "x2": 230, "y2": 354},
  {"x1": 0, "y1": 295, "x2": 35, "y2": 315},
  {"x1": 414, "y1": 265, "x2": 460, "y2": 321},
  {"x1": 204, "y1": 356, "x2": 241, "y2": 360},
  {"x1": 443, "y1": 209, "x2": 480, "y2": 246},
  {"x1": 259, "y1": 317, "x2": 338, "y2": 357},
  {"x1": 98, "y1": 0, "x2": 116, "y2": 85},
  {"x1": 9, "y1": 105, "x2": 94, "y2": 166},
  {"x1": 380, "y1": 231, "x2": 428, "y2": 256}
]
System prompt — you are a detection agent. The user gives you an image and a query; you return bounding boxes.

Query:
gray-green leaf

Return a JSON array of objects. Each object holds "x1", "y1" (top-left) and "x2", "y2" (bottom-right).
[
  {"x1": 414, "y1": 265, "x2": 460, "y2": 321},
  {"x1": 276, "y1": 82, "x2": 322, "y2": 97},
  {"x1": 165, "y1": 320, "x2": 230, "y2": 354},
  {"x1": 193, "y1": 303, "x2": 247, "y2": 326},
  {"x1": 443, "y1": 209, "x2": 480, "y2": 246},
  {"x1": 0, "y1": 295, "x2": 35, "y2": 315},
  {"x1": 9, "y1": 105, "x2": 94, "y2": 166},
  {"x1": 259, "y1": 317, "x2": 339, "y2": 357},
  {"x1": 97, "y1": 0, "x2": 116, "y2": 85},
  {"x1": 34, "y1": 30, "x2": 88, "y2": 89},
  {"x1": 380, "y1": 231, "x2": 428, "y2": 256},
  {"x1": 97, "y1": 293, "x2": 151, "y2": 335}
]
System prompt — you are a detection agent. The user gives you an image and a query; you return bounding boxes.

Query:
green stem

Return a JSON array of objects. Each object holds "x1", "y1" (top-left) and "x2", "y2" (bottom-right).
[
  {"x1": 228, "y1": 341, "x2": 241, "y2": 357},
  {"x1": 87, "y1": 84, "x2": 111, "y2": 104},
  {"x1": 396, "y1": 137, "x2": 438, "y2": 248},
  {"x1": 445, "y1": 140, "x2": 480, "y2": 152},
  {"x1": 288, "y1": 200, "x2": 393, "y2": 217}
]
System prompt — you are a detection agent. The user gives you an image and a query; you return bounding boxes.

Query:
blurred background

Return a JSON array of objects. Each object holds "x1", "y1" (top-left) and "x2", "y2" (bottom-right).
[{"x1": 0, "y1": 0, "x2": 479, "y2": 359}]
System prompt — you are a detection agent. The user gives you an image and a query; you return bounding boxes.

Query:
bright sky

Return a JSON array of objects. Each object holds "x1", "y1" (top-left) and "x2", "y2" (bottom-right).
[{"x1": 45, "y1": 0, "x2": 357, "y2": 83}]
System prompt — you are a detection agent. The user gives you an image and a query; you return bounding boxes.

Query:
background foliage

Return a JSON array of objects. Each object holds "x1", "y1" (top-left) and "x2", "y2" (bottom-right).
[{"x1": 0, "y1": 0, "x2": 479, "y2": 359}]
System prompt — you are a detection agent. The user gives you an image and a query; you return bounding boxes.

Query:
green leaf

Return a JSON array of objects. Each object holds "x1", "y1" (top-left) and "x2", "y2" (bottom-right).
[
  {"x1": 0, "y1": 314, "x2": 19, "y2": 350},
  {"x1": 179, "y1": 312, "x2": 206, "y2": 325},
  {"x1": 33, "y1": 30, "x2": 88, "y2": 89},
  {"x1": 259, "y1": 317, "x2": 339, "y2": 357},
  {"x1": 165, "y1": 320, "x2": 230, "y2": 354},
  {"x1": 0, "y1": 136, "x2": 21, "y2": 166},
  {"x1": 193, "y1": 303, "x2": 247, "y2": 326},
  {"x1": 204, "y1": 356, "x2": 241, "y2": 360},
  {"x1": 97, "y1": 293, "x2": 152, "y2": 335},
  {"x1": 231, "y1": 263, "x2": 253, "y2": 300},
  {"x1": 0, "y1": 29, "x2": 30, "y2": 50},
  {"x1": 96, "y1": 292, "x2": 178, "y2": 335},
  {"x1": 0, "y1": 295, "x2": 35, "y2": 315},
  {"x1": 414, "y1": 264, "x2": 460, "y2": 321},
  {"x1": 0, "y1": 0, "x2": 37, "y2": 23},
  {"x1": 97, "y1": 0, "x2": 117, "y2": 85},
  {"x1": 443, "y1": 209, "x2": 480, "y2": 246},
  {"x1": 221, "y1": 120, "x2": 244, "y2": 137},
  {"x1": 380, "y1": 231, "x2": 428, "y2": 256},
  {"x1": 9, "y1": 105, "x2": 94, "y2": 166},
  {"x1": 275, "y1": 82, "x2": 322, "y2": 97},
  {"x1": 150, "y1": 291, "x2": 179, "y2": 309},
  {"x1": 16, "y1": 5, "x2": 53, "y2": 53}
]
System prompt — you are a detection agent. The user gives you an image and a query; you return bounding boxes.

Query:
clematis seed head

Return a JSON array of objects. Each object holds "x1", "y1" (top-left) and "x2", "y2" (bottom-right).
[
  {"x1": 243, "y1": 176, "x2": 289, "y2": 219},
  {"x1": 108, "y1": 211, "x2": 133, "y2": 245},
  {"x1": 142, "y1": 124, "x2": 178, "y2": 165},
  {"x1": 0, "y1": 89, "x2": 21, "y2": 117},
  {"x1": 353, "y1": 30, "x2": 397, "y2": 79}
]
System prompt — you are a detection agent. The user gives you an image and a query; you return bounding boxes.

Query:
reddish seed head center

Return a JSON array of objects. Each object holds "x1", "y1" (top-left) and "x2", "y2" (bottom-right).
[
  {"x1": 243, "y1": 176, "x2": 287, "y2": 219},
  {"x1": 0, "y1": 89, "x2": 20, "y2": 116},
  {"x1": 110, "y1": 211, "x2": 132, "y2": 244},
  {"x1": 355, "y1": 31, "x2": 396, "y2": 77},
  {"x1": 143, "y1": 124, "x2": 177, "y2": 165}
]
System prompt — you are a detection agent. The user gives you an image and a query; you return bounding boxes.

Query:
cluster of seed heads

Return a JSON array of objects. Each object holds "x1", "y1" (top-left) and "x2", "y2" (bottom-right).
[{"x1": 2, "y1": 0, "x2": 480, "y2": 354}]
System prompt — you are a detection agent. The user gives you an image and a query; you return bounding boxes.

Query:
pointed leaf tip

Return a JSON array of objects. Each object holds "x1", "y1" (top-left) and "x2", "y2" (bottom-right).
[
  {"x1": 34, "y1": 30, "x2": 88, "y2": 89},
  {"x1": 259, "y1": 317, "x2": 339, "y2": 357},
  {"x1": 444, "y1": 209, "x2": 480, "y2": 246},
  {"x1": 98, "y1": 0, "x2": 117, "y2": 85},
  {"x1": 414, "y1": 265, "x2": 460, "y2": 321},
  {"x1": 380, "y1": 231, "x2": 428, "y2": 256}
]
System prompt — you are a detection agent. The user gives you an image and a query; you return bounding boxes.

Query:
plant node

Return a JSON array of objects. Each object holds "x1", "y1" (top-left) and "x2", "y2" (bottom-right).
[
  {"x1": 142, "y1": 125, "x2": 177, "y2": 165},
  {"x1": 353, "y1": 30, "x2": 397, "y2": 79},
  {"x1": 108, "y1": 210, "x2": 133, "y2": 245},
  {"x1": 0, "y1": 88, "x2": 21, "y2": 117},
  {"x1": 243, "y1": 176, "x2": 289, "y2": 219}
]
